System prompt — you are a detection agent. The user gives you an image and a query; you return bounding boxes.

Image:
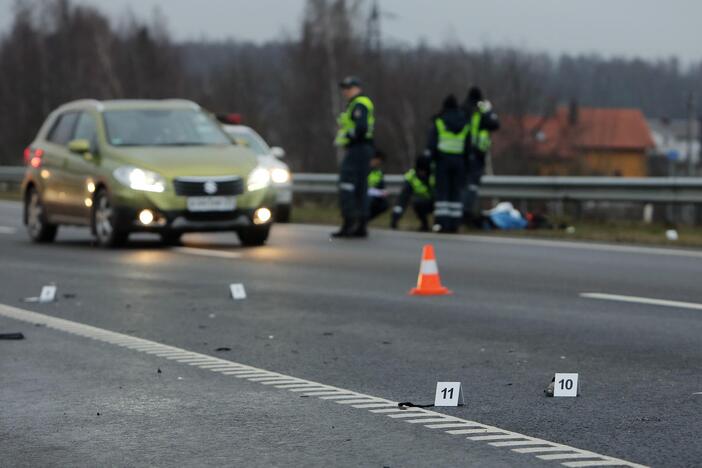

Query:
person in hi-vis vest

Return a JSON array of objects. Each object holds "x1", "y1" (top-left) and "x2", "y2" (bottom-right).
[
  {"x1": 332, "y1": 76, "x2": 376, "y2": 238},
  {"x1": 424, "y1": 95, "x2": 469, "y2": 233},
  {"x1": 462, "y1": 86, "x2": 499, "y2": 226},
  {"x1": 390, "y1": 155, "x2": 436, "y2": 232}
]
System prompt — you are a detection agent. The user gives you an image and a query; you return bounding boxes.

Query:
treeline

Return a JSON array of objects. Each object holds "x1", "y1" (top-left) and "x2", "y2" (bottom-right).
[{"x1": 1, "y1": 0, "x2": 700, "y2": 173}]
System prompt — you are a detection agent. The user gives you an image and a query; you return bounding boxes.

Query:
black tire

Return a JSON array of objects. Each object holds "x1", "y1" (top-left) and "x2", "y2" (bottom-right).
[
  {"x1": 92, "y1": 189, "x2": 128, "y2": 248},
  {"x1": 276, "y1": 204, "x2": 291, "y2": 223},
  {"x1": 237, "y1": 225, "x2": 271, "y2": 247},
  {"x1": 160, "y1": 231, "x2": 183, "y2": 246},
  {"x1": 25, "y1": 187, "x2": 58, "y2": 243}
]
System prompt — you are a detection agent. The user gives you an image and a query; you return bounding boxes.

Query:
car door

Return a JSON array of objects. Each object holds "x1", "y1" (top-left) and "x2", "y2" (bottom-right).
[
  {"x1": 42, "y1": 111, "x2": 79, "y2": 219},
  {"x1": 63, "y1": 111, "x2": 100, "y2": 221}
]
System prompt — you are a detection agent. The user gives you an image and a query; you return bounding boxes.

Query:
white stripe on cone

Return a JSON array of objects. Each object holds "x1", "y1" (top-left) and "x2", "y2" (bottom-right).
[{"x1": 420, "y1": 260, "x2": 439, "y2": 275}]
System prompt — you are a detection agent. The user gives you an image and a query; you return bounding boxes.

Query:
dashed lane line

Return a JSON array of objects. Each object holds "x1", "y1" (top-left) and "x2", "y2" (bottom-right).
[
  {"x1": 0, "y1": 226, "x2": 17, "y2": 234},
  {"x1": 581, "y1": 292, "x2": 702, "y2": 311},
  {"x1": 0, "y1": 303, "x2": 647, "y2": 468}
]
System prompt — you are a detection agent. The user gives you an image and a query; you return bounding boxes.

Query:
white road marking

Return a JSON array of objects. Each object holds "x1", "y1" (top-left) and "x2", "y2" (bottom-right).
[
  {"x1": 0, "y1": 303, "x2": 648, "y2": 468},
  {"x1": 173, "y1": 247, "x2": 242, "y2": 259},
  {"x1": 515, "y1": 446, "x2": 578, "y2": 454},
  {"x1": 0, "y1": 226, "x2": 17, "y2": 234},
  {"x1": 540, "y1": 453, "x2": 605, "y2": 461},
  {"x1": 581, "y1": 292, "x2": 702, "y2": 311}
]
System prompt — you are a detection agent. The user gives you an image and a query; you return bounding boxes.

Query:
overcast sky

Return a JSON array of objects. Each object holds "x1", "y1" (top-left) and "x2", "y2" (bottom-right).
[{"x1": 1, "y1": 0, "x2": 700, "y2": 62}]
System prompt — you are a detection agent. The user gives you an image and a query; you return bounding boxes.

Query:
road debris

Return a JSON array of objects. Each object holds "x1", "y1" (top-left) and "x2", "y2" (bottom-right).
[
  {"x1": 0, "y1": 332, "x2": 25, "y2": 340},
  {"x1": 544, "y1": 377, "x2": 555, "y2": 397},
  {"x1": 215, "y1": 347, "x2": 231, "y2": 352}
]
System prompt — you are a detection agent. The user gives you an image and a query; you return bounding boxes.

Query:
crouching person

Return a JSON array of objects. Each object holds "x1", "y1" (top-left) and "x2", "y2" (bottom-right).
[{"x1": 390, "y1": 156, "x2": 435, "y2": 232}]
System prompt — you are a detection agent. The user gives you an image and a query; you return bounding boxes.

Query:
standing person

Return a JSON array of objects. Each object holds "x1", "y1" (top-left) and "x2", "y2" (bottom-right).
[
  {"x1": 390, "y1": 155, "x2": 435, "y2": 232},
  {"x1": 367, "y1": 150, "x2": 389, "y2": 221},
  {"x1": 462, "y1": 86, "x2": 500, "y2": 226},
  {"x1": 332, "y1": 76, "x2": 375, "y2": 238},
  {"x1": 425, "y1": 94, "x2": 469, "y2": 233}
]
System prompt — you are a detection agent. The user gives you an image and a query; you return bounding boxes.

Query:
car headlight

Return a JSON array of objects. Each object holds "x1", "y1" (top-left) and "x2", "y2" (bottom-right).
[
  {"x1": 270, "y1": 167, "x2": 290, "y2": 184},
  {"x1": 247, "y1": 166, "x2": 271, "y2": 192},
  {"x1": 113, "y1": 166, "x2": 166, "y2": 193}
]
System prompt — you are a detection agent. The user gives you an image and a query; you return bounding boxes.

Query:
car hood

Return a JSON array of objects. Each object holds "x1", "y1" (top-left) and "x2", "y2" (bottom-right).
[
  {"x1": 108, "y1": 145, "x2": 259, "y2": 179},
  {"x1": 257, "y1": 154, "x2": 289, "y2": 171}
]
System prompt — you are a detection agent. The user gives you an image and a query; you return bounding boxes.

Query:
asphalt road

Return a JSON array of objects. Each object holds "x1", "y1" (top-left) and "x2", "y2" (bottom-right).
[{"x1": 1, "y1": 200, "x2": 700, "y2": 467}]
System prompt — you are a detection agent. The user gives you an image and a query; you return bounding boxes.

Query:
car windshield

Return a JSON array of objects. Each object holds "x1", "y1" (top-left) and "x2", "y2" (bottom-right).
[
  {"x1": 228, "y1": 130, "x2": 270, "y2": 156},
  {"x1": 103, "y1": 109, "x2": 232, "y2": 147}
]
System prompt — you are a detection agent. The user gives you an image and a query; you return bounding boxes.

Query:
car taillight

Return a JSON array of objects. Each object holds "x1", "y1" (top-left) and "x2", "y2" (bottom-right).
[{"x1": 25, "y1": 147, "x2": 44, "y2": 168}]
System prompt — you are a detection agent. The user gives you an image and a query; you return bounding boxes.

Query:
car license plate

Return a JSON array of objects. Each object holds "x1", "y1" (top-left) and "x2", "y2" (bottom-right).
[{"x1": 187, "y1": 196, "x2": 236, "y2": 212}]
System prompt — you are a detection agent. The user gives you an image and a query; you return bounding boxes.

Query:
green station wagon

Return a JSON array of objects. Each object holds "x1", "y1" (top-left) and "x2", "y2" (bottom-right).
[{"x1": 22, "y1": 99, "x2": 276, "y2": 247}]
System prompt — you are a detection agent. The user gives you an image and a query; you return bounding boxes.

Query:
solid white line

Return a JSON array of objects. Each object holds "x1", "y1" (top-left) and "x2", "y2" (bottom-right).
[
  {"x1": 352, "y1": 404, "x2": 395, "y2": 410},
  {"x1": 539, "y1": 453, "x2": 602, "y2": 461},
  {"x1": 446, "y1": 428, "x2": 493, "y2": 435},
  {"x1": 513, "y1": 446, "x2": 575, "y2": 454},
  {"x1": 173, "y1": 247, "x2": 242, "y2": 259},
  {"x1": 564, "y1": 461, "x2": 630, "y2": 467},
  {"x1": 492, "y1": 440, "x2": 552, "y2": 447},
  {"x1": 426, "y1": 423, "x2": 482, "y2": 429},
  {"x1": 581, "y1": 292, "x2": 702, "y2": 311},
  {"x1": 469, "y1": 434, "x2": 518, "y2": 441},
  {"x1": 0, "y1": 303, "x2": 647, "y2": 468},
  {"x1": 0, "y1": 226, "x2": 17, "y2": 234}
]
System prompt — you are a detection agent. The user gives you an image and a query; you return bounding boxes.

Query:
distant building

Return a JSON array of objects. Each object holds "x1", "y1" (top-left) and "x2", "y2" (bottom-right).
[
  {"x1": 495, "y1": 105, "x2": 655, "y2": 176},
  {"x1": 646, "y1": 118, "x2": 700, "y2": 176}
]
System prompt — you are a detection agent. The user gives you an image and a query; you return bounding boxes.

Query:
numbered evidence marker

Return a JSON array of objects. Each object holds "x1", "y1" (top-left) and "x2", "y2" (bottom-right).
[
  {"x1": 553, "y1": 373, "x2": 579, "y2": 397},
  {"x1": 39, "y1": 285, "x2": 57, "y2": 304},
  {"x1": 229, "y1": 283, "x2": 247, "y2": 300},
  {"x1": 434, "y1": 382, "x2": 465, "y2": 407}
]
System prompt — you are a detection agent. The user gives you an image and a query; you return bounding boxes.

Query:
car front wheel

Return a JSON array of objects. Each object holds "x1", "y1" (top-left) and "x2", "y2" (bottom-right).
[
  {"x1": 93, "y1": 189, "x2": 128, "y2": 248},
  {"x1": 237, "y1": 225, "x2": 271, "y2": 247},
  {"x1": 25, "y1": 187, "x2": 58, "y2": 243}
]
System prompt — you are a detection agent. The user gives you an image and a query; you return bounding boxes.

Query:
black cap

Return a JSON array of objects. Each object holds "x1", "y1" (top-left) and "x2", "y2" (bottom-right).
[
  {"x1": 468, "y1": 86, "x2": 483, "y2": 103},
  {"x1": 442, "y1": 94, "x2": 459, "y2": 110},
  {"x1": 339, "y1": 76, "x2": 362, "y2": 89}
]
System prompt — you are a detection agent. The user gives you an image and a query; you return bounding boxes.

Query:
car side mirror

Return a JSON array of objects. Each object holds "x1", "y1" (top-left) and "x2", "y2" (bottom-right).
[
  {"x1": 271, "y1": 146, "x2": 286, "y2": 158},
  {"x1": 68, "y1": 139, "x2": 91, "y2": 154}
]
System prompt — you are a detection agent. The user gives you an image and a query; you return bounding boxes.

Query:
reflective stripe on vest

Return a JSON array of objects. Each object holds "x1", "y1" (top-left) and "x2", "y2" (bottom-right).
[
  {"x1": 335, "y1": 95, "x2": 375, "y2": 146},
  {"x1": 435, "y1": 118, "x2": 469, "y2": 155},
  {"x1": 404, "y1": 169, "x2": 434, "y2": 199}
]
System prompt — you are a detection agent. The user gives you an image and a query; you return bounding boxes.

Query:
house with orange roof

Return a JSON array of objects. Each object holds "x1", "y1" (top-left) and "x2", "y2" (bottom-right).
[{"x1": 495, "y1": 105, "x2": 655, "y2": 176}]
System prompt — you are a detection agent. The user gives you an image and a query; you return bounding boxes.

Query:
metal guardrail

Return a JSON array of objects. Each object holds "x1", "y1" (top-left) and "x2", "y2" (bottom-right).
[
  {"x1": 292, "y1": 173, "x2": 702, "y2": 204},
  {"x1": 2, "y1": 166, "x2": 702, "y2": 203}
]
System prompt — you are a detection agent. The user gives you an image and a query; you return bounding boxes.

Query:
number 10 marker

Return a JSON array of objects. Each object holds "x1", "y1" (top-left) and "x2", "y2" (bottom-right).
[{"x1": 553, "y1": 373, "x2": 579, "y2": 397}]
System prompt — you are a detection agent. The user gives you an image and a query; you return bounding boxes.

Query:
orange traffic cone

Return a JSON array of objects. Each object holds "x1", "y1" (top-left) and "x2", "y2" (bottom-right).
[{"x1": 409, "y1": 244, "x2": 452, "y2": 296}]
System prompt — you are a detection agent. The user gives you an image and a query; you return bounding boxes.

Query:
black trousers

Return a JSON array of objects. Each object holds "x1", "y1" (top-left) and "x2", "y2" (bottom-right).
[
  {"x1": 413, "y1": 198, "x2": 433, "y2": 230},
  {"x1": 339, "y1": 143, "x2": 373, "y2": 222},
  {"x1": 368, "y1": 196, "x2": 389, "y2": 221},
  {"x1": 463, "y1": 158, "x2": 485, "y2": 223},
  {"x1": 434, "y1": 154, "x2": 466, "y2": 231}
]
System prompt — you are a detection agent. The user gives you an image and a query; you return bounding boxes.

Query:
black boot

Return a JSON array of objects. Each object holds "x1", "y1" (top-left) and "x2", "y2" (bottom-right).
[
  {"x1": 331, "y1": 218, "x2": 354, "y2": 238},
  {"x1": 350, "y1": 218, "x2": 368, "y2": 238}
]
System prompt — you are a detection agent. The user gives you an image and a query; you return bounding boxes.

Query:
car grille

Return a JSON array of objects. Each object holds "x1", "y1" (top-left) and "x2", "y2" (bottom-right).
[{"x1": 173, "y1": 176, "x2": 244, "y2": 196}]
